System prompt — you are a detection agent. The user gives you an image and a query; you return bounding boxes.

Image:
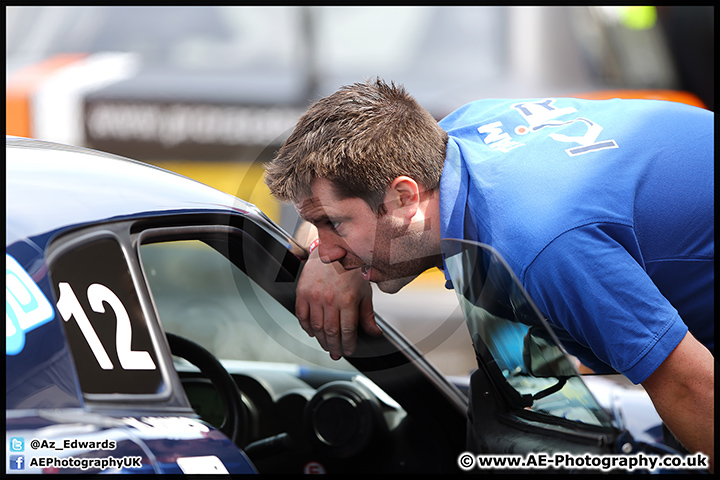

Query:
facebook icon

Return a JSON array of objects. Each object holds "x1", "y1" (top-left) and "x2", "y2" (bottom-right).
[{"x1": 10, "y1": 455, "x2": 25, "y2": 470}]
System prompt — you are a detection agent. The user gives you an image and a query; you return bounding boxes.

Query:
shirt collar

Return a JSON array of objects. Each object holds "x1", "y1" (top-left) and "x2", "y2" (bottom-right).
[{"x1": 438, "y1": 137, "x2": 470, "y2": 289}]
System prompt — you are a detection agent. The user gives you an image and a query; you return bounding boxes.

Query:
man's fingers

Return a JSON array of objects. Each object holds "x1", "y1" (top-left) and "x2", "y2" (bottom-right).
[
  {"x1": 307, "y1": 301, "x2": 329, "y2": 352},
  {"x1": 295, "y1": 299, "x2": 313, "y2": 337},
  {"x1": 294, "y1": 254, "x2": 376, "y2": 361},
  {"x1": 321, "y1": 306, "x2": 343, "y2": 360},
  {"x1": 339, "y1": 307, "x2": 359, "y2": 357}
]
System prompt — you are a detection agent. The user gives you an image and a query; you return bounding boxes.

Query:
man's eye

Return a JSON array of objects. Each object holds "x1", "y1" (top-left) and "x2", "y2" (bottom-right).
[{"x1": 325, "y1": 219, "x2": 343, "y2": 233}]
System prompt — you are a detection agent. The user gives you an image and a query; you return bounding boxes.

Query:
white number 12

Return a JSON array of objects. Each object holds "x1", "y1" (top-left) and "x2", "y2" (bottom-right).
[{"x1": 56, "y1": 282, "x2": 156, "y2": 370}]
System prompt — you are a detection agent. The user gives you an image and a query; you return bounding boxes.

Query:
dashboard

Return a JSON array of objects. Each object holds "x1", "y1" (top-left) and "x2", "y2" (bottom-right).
[{"x1": 177, "y1": 364, "x2": 418, "y2": 474}]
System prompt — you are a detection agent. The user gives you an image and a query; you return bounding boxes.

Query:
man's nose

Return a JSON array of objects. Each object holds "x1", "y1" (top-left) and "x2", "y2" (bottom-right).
[{"x1": 316, "y1": 231, "x2": 346, "y2": 264}]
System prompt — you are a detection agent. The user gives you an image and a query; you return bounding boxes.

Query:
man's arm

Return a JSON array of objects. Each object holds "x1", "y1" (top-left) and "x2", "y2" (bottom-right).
[
  {"x1": 641, "y1": 332, "x2": 714, "y2": 472},
  {"x1": 294, "y1": 223, "x2": 382, "y2": 360}
]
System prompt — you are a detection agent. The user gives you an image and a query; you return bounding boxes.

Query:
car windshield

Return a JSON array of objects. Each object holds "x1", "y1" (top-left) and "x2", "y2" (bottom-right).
[{"x1": 441, "y1": 238, "x2": 613, "y2": 428}]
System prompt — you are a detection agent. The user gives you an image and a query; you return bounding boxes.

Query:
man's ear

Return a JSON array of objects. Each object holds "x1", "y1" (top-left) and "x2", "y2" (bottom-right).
[{"x1": 386, "y1": 176, "x2": 420, "y2": 220}]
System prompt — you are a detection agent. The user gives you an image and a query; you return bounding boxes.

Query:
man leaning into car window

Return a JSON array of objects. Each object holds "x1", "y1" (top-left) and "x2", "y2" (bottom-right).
[{"x1": 264, "y1": 79, "x2": 714, "y2": 471}]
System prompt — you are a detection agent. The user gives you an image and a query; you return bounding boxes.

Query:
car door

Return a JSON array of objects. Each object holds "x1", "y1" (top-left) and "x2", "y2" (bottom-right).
[
  {"x1": 441, "y1": 238, "x2": 712, "y2": 474},
  {"x1": 442, "y1": 239, "x2": 625, "y2": 470},
  {"x1": 39, "y1": 221, "x2": 256, "y2": 474}
]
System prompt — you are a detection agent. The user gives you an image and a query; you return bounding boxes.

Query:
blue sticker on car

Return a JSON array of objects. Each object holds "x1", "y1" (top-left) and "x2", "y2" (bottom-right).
[{"x1": 6, "y1": 253, "x2": 55, "y2": 355}]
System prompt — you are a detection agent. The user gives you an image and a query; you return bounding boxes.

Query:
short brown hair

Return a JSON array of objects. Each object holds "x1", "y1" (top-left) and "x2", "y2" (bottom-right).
[{"x1": 264, "y1": 78, "x2": 448, "y2": 214}]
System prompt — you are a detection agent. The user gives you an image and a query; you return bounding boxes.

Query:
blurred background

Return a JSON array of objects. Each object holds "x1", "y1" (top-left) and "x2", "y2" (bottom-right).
[{"x1": 6, "y1": 6, "x2": 713, "y2": 375}]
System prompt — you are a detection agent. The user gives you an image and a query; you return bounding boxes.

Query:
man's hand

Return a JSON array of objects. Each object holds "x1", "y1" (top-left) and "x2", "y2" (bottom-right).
[
  {"x1": 295, "y1": 249, "x2": 382, "y2": 360},
  {"x1": 641, "y1": 332, "x2": 715, "y2": 472}
]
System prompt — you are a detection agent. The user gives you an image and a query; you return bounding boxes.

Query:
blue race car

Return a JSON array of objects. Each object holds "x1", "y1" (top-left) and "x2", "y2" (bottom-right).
[
  {"x1": 7, "y1": 136, "x2": 694, "y2": 474},
  {"x1": 6, "y1": 135, "x2": 469, "y2": 474}
]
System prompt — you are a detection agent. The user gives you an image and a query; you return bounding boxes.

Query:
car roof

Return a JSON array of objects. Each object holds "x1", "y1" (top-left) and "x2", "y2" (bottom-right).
[
  {"x1": 6, "y1": 136, "x2": 262, "y2": 248},
  {"x1": 6, "y1": 137, "x2": 258, "y2": 245}
]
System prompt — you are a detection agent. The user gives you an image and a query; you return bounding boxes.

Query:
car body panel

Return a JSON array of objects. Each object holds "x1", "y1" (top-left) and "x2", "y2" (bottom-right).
[
  {"x1": 6, "y1": 410, "x2": 256, "y2": 474},
  {"x1": 6, "y1": 136, "x2": 258, "y2": 248}
]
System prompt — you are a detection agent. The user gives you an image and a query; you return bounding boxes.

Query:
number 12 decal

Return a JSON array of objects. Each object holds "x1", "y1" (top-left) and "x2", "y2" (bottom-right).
[{"x1": 57, "y1": 282, "x2": 156, "y2": 370}]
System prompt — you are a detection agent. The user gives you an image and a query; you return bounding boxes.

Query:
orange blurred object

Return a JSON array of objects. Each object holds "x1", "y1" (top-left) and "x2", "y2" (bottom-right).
[
  {"x1": 6, "y1": 53, "x2": 87, "y2": 138},
  {"x1": 571, "y1": 89, "x2": 707, "y2": 109}
]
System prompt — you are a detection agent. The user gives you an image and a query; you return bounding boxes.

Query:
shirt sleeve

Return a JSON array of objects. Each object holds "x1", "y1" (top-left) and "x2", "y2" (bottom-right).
[{"x1": 522, "y1": 222, "x2": 688, "y2": 384}]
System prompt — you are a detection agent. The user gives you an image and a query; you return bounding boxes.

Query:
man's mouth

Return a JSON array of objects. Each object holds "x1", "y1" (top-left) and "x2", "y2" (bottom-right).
[
  {"x1": 360, "y1": 265, "x2": 371, "y2": 280},
  {"x1": 339, "y1": 258, "x2": 374, "y2": 281}
]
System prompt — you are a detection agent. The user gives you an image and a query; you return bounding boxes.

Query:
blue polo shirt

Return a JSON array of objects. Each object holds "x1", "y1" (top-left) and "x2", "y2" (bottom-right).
[{"x1": 438, "y1": 98, "x2": 714, "y2": 384}]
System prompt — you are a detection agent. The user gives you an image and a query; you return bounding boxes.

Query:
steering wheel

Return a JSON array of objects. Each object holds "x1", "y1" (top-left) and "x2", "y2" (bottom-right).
[{"x1": 166, "y1": 332, "x2": 250, "y2": 447}]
